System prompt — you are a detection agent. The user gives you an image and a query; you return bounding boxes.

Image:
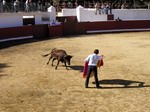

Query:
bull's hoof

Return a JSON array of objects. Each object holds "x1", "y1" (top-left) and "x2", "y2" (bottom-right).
[{"x1": 139, "y1": 82, "x2": 144, "y2": 87}]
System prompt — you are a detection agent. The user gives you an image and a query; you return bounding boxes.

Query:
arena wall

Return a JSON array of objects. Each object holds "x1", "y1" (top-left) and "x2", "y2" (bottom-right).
[
  {"x1": 0, "y1": 6, "x2": 56, "y2": 28},
  {"x1": 62, "y1": 7, "x2": 150, "y2": 21},
  {"x1": 1, "y1": 6, "x2": 150, "y2": 29},
  {"x1": 1, "y1": 19, "x2": 150, "y2": 42},
  {"x1": 1, "y1": 6, "x2": 150, "y2": 42},
  {"x1": 0, "y1": 24, "x2": 49, "y2": 42}
]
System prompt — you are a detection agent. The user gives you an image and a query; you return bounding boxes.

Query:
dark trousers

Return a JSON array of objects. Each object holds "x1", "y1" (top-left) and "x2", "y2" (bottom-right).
[{"x1": 85, "y1": 66, "x2": 99, "y2": 88}]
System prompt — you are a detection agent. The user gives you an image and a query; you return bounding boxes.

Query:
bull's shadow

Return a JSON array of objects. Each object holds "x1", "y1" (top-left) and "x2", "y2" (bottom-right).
[
  {"x1": 69, "y1": 65, "x2": 84, "y2": 72},
  {"x1": 0, "y1": 63, "x2": 11, "y2": 72},
  {"x1": 0, "y1": 63, "x2": 10, "y2": 78},
  {"x1": 92, "y1": 79, "x2": 150, "y2": 89}
]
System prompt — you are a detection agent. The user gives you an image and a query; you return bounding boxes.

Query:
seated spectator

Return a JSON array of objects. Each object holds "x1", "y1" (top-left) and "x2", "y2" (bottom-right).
[
  {"x1": 50, "y1": 20, "x2": 61, "y2": 26},
  {"x1": 116, "y1": 17, "x2": 122, "y2": 21}
]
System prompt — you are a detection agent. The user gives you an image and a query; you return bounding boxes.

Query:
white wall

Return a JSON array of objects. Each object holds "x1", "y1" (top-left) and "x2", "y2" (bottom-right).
[
  {"x1": 76, "y1": 6, "x2": 108, "y2": 22},
  {"x1": 112, "y1": 9, "x2": 150, "y2": 20},
  {"x1": 1, "y1": 6, "x2": 150, "y2": 28},
  {"x1": 0, "y1": 6, "x2": 56, "y2": 28},
  {"x1": 62, "y1": 9, "x2": 76, "y2": 16},
  {"x1": 0, "y1": 13, "x2": 24, "y2": 28},
  {"x1": 61, "y1": 7, "x2": 150, "y2": 22}
]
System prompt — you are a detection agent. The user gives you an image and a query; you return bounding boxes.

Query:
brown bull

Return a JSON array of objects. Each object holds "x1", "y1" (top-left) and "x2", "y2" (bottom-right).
[{"x1": 43, "y1": 48, "x2": 73, "y2": 70}]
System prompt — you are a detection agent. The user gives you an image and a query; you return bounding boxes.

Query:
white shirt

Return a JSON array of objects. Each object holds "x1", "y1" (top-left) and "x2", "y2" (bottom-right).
[
  {"x1": 84, "y1": 54, "x2": 102, "y2": 66},
  {"x1": 3, "y1": 0, "x2": 6, "y2": 5}
]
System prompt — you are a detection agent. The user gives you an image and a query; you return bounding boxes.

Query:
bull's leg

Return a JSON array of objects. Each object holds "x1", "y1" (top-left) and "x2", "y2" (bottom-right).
[
  {"x1": 64, "y1": 62, "x2": 69, "y2": 70},
  {"x1": 55, "y1": 60, "x2": 60, "y2": 70},
  {"x1": 52, "y1": 58, "x2": 56, "y2": 66},
  {"x1": 47, "y1": 56, "x2": 52, "y2": 65}
]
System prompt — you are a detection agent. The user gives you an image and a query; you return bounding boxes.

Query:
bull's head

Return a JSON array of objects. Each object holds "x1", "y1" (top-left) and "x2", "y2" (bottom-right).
[{"x1": 64, "y1": 55, "x2": 73, "y2": 65}]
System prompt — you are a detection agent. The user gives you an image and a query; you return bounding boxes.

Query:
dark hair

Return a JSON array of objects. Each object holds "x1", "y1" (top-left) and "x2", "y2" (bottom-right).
[{"x1": 94, "y1": 49, "x2": 99, "y2": 54}]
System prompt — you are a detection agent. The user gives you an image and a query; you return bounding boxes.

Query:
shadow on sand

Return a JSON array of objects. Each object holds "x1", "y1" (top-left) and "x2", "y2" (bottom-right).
[
  {"x1": 0, "y1": 37, "x2": 55, "y2": 50},
  {"x1": 92, "y1": 79, "x2": 150, "y2": 89},
  {"x1": 0, "y1": 63, "x2": 11, "y2": 72},
  {"x1": 69, "y1": 65, "x2": 84, "y2": 72},
  {"x1": 0, "y1": 63, "x2": 10, "y2": 78},
  {"x1": 0, "y1": 35, "x2": 86, "y2": 50}
]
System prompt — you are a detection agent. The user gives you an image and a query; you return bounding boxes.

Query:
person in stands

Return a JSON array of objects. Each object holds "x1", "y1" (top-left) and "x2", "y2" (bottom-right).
[
  {"x1": 95, "y1": 2, "x2": 100, "y2": 15},
  {"x1": 14, "y1": 0, "x2": 20, "y2": 12}
]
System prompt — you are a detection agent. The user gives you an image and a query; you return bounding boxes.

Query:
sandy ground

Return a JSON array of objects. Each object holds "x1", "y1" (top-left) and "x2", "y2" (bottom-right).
[{"x1": 0, "y1": 32, "x2": 150, "y2": 112}]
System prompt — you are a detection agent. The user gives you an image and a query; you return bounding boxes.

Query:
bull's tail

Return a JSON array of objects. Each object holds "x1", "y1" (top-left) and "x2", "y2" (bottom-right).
[
  {"x1": 42, "y1": 48, "x2": 57, "y2": 57},
  {"x1": 42, "y1": 52, "x2": 51, "y2": 57}
]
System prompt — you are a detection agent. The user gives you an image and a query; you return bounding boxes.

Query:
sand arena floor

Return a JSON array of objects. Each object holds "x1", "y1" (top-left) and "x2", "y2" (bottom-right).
[{"x1": 0, "y1": 32, "x2": 150, "y2": 112}]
